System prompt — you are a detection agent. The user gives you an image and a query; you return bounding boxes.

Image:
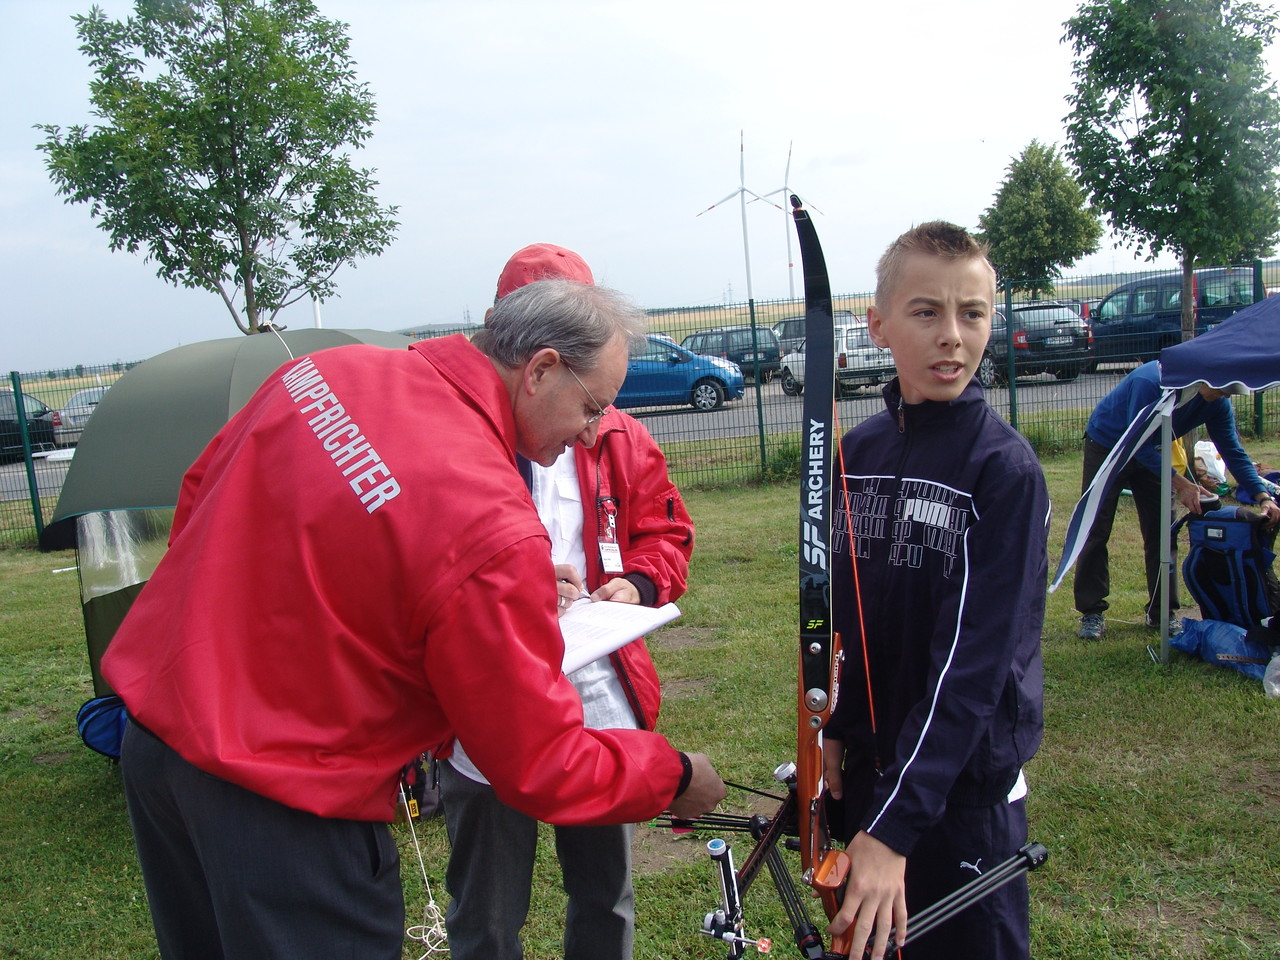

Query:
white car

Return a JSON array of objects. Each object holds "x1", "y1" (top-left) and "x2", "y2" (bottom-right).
[
  {"x1": 778, "y1": 322, "x2": 896, "y2": 397},
  {"x1": 54, "y1": 384, "x2": 110, "y2": 446}
]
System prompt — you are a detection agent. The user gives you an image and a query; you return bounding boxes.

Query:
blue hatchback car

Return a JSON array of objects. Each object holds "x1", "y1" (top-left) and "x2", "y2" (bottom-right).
[{"x1": 615, "y1": 335, "x2": 745, "y2": 412}]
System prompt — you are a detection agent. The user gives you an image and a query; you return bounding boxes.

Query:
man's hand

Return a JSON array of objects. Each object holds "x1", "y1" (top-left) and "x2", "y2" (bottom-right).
[
  {"x1": 1172, "y1": 473, "x2": 1215, "y2": 513},
  {"x1": 554, "y1": 564, "x2": 585, "y2": 619},
  {"x1": 666, "y1": 752, "x2": 726, "y2": 820},
  {"x1": 591, "y1": 577, "x2": 641, "y2": 604},
  {"x1": 828, "y1": 831, "x2": 907, "y2": 960},
  {"x1": 1258, "y1": 497, "x2": 1280, "y2": 529}
]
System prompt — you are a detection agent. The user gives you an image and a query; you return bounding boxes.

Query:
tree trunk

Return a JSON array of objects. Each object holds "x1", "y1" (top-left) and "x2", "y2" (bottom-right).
[{"x1": 1180, "y1": 250, "x2": 1196, "y2": 343}]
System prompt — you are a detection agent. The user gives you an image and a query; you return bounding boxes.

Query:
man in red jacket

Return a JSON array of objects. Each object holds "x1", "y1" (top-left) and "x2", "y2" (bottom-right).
[
  {"x1": 103, "y1": 275, "x2": 724, "y2": 960},
  {"x1": 441, "y1": 244, "x2": 694, "y2": 960}
]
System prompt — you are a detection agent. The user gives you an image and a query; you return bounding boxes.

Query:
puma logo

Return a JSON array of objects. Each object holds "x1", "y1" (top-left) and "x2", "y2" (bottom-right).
[{"x1": 959, "y1": 859, "x2": 983, "y2": 874}]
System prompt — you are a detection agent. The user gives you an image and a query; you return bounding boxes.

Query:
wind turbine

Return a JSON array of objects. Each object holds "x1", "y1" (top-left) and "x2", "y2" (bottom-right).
[
  {"x1": 697, "y1": 132, "x2": 780, "y2": 435},
  {"x1": 756, "y1": 141, "x2": 822, "y2": 300},
  {"x1": 697, "y1": 131, "x2": 782, "y2": 304}
]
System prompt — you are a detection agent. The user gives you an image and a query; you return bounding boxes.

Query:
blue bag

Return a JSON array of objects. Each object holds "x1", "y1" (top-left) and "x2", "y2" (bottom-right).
[
  {"x1": 1175, "y1": 507, "x2": 1279, "y2": 628},
  {"x1": 1169, "y1": 618, "x2": 1276, "y2": 681},
  {"x1": 76, "y1": 695, "x2": 127, "y2": 760}
]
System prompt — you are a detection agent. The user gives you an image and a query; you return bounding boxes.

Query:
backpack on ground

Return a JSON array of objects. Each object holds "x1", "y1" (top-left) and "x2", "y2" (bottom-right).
[
  {"x1": 1175, "y1": 507, "x2": 1280, "y2": 628},
  {"x1": 1169, "y1": 618, "x2": 1277, "y2": 682}
]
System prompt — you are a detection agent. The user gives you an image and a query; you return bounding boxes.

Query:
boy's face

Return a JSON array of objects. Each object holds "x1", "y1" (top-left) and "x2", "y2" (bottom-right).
[{"x1": 867, "y1": 251, "x2": 994, "y2": 405}]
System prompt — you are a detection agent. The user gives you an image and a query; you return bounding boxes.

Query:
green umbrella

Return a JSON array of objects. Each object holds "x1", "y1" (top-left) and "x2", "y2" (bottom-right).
[{"x1": 41, "y1": 328, "x2": 416, "y2": 550}]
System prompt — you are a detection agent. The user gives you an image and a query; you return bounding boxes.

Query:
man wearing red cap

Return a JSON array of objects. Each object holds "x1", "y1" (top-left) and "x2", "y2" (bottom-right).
[
  {"x1": 494, "y1": 241, "x2": 596, "y2": 299},
  {"x1": 439, "y1": 244, "x2": 694, "y2": 960},
  {"x1": 103, "y1": 254, "x2": 724, "y2": 959}
]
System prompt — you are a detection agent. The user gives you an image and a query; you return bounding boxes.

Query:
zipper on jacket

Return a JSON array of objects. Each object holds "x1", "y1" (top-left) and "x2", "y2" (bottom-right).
[{"x1": 589, "y1": 432, "x2": 612, "y2": 585}]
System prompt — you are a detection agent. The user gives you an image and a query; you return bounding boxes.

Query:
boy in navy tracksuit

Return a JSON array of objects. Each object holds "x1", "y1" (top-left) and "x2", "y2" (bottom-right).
[{"x1": 824, "y1": 222, "x2": 1049, "y2": 960}]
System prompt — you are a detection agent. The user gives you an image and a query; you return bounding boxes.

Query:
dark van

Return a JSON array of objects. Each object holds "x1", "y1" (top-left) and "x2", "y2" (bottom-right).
[
  {"x1": 681, "y1": 325, "x2": 782, "y2": 381},
  {"x1": 1090, "y1": 268, "x2": 1254, "y2": 365}
]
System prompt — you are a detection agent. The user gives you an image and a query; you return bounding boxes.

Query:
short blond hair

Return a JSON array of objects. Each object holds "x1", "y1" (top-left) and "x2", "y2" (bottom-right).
[{"x1": 875, "y1": 222, "x2": 994, "y2": 307}]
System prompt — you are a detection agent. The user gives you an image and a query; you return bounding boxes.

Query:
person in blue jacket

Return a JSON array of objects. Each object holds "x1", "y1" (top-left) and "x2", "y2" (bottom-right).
[
  {"x1": 1074, "y1": 361, "x2": 1280, "y2": 640},
  {"x1": 824, "y1": 222, "x2": 1049, "y2": 960}
]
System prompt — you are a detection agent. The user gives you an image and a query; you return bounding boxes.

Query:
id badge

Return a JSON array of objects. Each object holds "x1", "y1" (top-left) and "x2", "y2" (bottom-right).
[
  {"x1": 599, "y1": 541, "x2": 624, "y2": 574},
  {"x1": 599, "y1": 497, "x2": 623, "y2": 573}
]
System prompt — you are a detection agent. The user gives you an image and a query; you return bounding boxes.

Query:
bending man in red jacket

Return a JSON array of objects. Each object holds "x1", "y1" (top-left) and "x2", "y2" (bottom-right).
[
  {"x1": 103, "y1": 274, "x2": 725, "y2": 960},
  {"x1": 441, "y1": 244, "x2": 695, "y2": 960}
]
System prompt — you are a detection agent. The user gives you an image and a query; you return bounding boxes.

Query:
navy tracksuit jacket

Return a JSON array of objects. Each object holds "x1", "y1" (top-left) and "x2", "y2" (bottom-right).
[{"x1": 828, "y1": 378, "x2": 1048, "y2": 958}]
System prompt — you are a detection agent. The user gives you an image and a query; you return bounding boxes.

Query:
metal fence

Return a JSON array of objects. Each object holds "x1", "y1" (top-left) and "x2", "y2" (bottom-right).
[{"x1": 6, "y1": 262, "x2": 1280, "y2": 547}]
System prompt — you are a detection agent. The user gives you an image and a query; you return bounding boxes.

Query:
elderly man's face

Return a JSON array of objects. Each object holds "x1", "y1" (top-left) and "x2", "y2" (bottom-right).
[{"x1": 515, "y1": 337, "x2": 629, "y2": 466}]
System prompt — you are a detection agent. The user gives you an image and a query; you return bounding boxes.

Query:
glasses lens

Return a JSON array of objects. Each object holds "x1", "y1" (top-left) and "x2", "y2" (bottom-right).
[{"x1": 565, "y1": 364, "x2": 606, "y2": 425}]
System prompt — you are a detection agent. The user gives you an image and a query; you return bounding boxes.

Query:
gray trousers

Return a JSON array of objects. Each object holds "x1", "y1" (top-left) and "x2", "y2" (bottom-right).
[
  {"x1": 120, "y1": 720, "x2": 404, "y2": 960},
  {"x1": 439, "y1": 758, "x2": 636, "y2": 960}
]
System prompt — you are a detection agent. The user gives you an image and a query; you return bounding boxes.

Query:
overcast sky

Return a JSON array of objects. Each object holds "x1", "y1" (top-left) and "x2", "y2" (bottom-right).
[{"x1": 4, "y1": 0, "x2": 1273, "y2": 372}]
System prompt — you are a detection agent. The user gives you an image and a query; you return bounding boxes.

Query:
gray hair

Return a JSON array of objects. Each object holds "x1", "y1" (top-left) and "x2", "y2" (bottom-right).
[{"x1": 473, "y1": 279, "x2": 647, "y2": 372}]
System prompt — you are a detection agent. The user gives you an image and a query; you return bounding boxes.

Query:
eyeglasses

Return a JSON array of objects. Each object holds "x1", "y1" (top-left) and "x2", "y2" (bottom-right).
[{"x1": 562, "y1": 363, "x2": 607, "y2": 426}]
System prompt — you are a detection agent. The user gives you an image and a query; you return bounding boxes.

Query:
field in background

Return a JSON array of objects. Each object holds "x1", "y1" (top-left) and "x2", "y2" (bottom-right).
[{"x1": 3, "y1": 444, "x2": 1279, "y2": 957}]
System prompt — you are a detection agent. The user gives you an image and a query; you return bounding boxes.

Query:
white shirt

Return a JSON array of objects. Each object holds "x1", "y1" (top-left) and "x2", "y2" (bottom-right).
[{"x1": 451, "y1": 448, "x2": 635, "y2": 784}]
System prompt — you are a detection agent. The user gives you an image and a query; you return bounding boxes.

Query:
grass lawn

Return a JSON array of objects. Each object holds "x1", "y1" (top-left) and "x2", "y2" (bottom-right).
[{"x1": 2, "y1": 444, "x2": 1278, "y2": 958}]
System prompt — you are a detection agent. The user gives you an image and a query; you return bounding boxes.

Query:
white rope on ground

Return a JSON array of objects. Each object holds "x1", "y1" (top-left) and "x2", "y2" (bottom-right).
[{"x1": 398, "y1": 783, "x2": 448, "y2": 957}]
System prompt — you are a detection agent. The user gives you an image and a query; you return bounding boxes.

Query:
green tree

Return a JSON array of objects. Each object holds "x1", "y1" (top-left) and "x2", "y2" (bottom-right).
[
  {"x1": 977, "y1": 140, "x2": 1103, "y2": 298},
  {"x1": 1064, "y1": 0, "x2": 1280, "y2": 339},
  {"x1": 37, "y1": 0, "x2": 399, "y2": 335}
]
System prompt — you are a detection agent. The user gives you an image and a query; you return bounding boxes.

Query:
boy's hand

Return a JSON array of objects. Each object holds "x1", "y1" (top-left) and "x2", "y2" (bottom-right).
[
  {"x1": 828, "y1": 831, "x2": 907, "y2": 960},
  {"x1": 822, "y1": 736, "x2": 845, "y2": 800}
]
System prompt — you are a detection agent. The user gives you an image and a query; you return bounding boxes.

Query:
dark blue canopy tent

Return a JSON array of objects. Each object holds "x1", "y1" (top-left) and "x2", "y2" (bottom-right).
[{"x1": 1052, "y1": 295, "x2": 1280, "y2": 661}]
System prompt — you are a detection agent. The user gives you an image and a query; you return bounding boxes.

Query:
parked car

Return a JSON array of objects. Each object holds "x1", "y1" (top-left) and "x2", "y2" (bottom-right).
[
  {"x1": 779, "y1": 340, "x2": 806, "y2": 395},
  {"x1": 1060, "y1": 297, "x2": 1102, "y2": 320},
  {"x1": 681, "y1": 325, "x2": 782, "y2": 381},
  {"x1": 773, "y1": 310, "x2": 856, "y2": 355},
  {"x1": 0, "y1": 391, "x2": 56, "y2": 462},
  {"x1": 777, "y1": 321, "x2": 897, "y2": 397},
  {"x1": 615, "y1": 334, "x2": 745, "y2": 411},
  {"x1": 1089, "y1": 268, "x2": 1253, "y2": 365},
  {"x1": 54, "y1": 384, "x2": 110, "y2": 447},
  {"x1": 977, "y1": 301, "x2": 1093, "y2": 388}
]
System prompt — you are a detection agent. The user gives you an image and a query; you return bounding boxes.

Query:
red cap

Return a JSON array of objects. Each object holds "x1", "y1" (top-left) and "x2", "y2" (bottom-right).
[{"x1": 495, "y1": 243, "x2": 594, "y2": 300}]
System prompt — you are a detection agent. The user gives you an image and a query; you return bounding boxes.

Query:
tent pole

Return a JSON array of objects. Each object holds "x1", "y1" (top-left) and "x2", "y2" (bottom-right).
[{"x1": 1159, "y1": 410, "x2": 1173, "y2": 664}]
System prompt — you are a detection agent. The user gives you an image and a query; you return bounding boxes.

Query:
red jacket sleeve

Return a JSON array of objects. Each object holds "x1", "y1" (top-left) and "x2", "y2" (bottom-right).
[{"x1": 425, "y1": 537, "x2": 685, "y2": 826}]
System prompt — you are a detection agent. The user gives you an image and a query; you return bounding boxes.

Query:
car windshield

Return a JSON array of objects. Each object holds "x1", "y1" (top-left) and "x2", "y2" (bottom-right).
[
  {"x1": 1013, "y1": 306, "x2": 1081, "y2": 323},
  {"x1": 2, "y1": 394, "x2": 49, "y2": 416},
  {"x1": 632, "y1": 337, "x2": 684, "y2": 361},
  {"x1": 68, "y1": 387, "x2": 108, "y2": 407}
]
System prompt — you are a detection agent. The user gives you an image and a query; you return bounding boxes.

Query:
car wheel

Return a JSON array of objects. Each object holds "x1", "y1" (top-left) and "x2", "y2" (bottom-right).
[
  {"x1": 1054, "y1": 365, "x2": 1081, "y2": 382},
  {"x1": 691, "y1": 378, "x2": 726, "y2": 411},
  {"x1": 977, "y1": 354, "x2": 1003, "y2": 389},
  {"x1": 780, "y1": 367, "x2": 801, "y2": 396}
]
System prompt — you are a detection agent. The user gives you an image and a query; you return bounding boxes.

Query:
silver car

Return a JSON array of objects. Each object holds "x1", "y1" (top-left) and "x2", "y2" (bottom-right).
[
  {"x1": 55, "y1": 385, "x2": 110, "y2": 447},
  {"x1": 778, "y1": 321, "x2": 896, "y2": 397}
]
